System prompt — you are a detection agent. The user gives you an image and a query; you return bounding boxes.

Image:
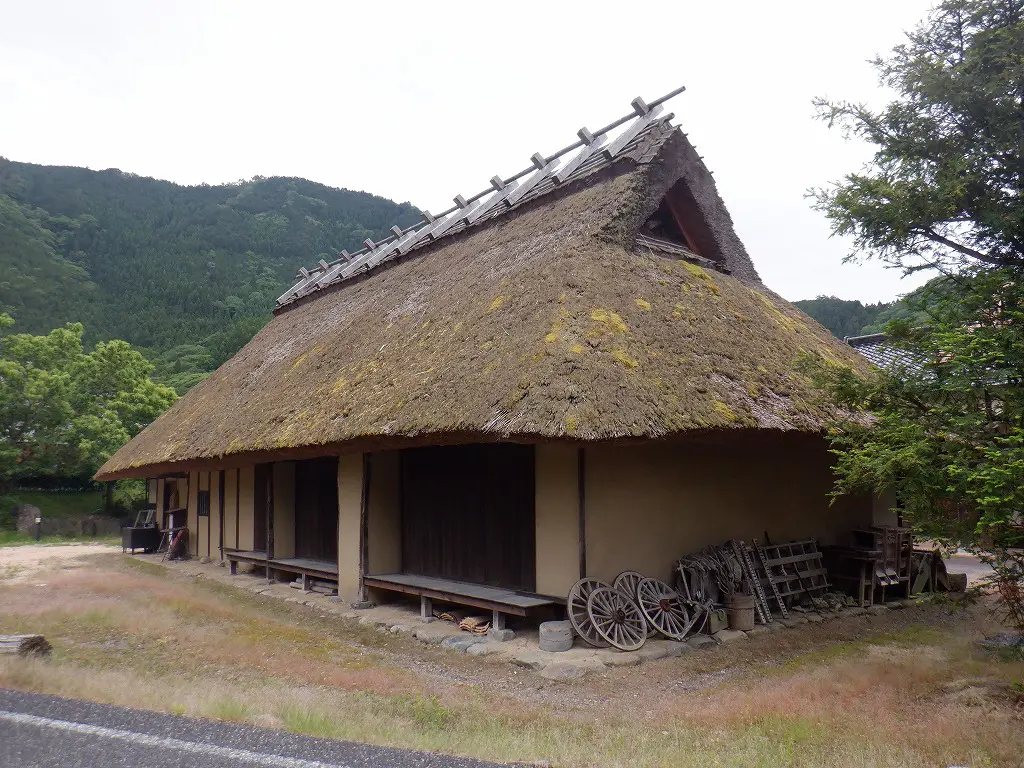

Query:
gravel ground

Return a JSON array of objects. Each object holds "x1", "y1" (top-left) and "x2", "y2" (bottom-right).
[{"x1": 0, "y1": 543, "x2": 117, "y2": 584}]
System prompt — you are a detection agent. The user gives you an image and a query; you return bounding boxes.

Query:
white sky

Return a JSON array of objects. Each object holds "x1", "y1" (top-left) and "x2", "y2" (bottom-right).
[{"x1": 0, "y1": 0, "x2": 939, "y2": 303}]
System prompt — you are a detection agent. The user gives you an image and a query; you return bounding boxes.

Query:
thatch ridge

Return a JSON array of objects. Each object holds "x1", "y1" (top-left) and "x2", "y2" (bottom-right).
[{"x1": 97, "y1": 131, "x2": 868, "y2": 480}]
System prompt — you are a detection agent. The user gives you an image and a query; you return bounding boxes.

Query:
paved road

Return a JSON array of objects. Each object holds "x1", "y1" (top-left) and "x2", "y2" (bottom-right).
[{"x1": 0, "y1": 689, "x2": 508, "y2": 768}]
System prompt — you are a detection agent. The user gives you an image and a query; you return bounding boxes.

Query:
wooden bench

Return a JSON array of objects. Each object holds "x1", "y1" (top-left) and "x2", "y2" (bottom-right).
[
  {"x1": 224, "y1": 549, "x2": 267, "y2": 575},
  {"x1": 268, "y1": 557, "x2": 338, "y2": 590},
  {"x1": 363, "y1": 573, "x2": 556, "y2": 631},
  {"x1": 225, "y1": 550, "x2": 338, "y2": 591}
]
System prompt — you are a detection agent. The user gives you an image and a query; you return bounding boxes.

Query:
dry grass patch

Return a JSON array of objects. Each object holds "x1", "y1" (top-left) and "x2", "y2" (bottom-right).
[{"x1": 1, "y1": 550, "x2": 1023, "y2": 767}]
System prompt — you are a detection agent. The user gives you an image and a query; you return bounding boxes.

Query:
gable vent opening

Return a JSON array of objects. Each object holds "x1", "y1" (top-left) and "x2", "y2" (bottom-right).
[{"x1": 636, "y1": 179, "x2": 728, "y2": 273}]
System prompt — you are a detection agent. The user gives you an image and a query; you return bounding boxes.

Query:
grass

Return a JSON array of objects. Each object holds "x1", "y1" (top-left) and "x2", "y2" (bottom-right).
[
  {"x1": 0, "y1": 532, "x2": 120, "y2": 547},
  {"x1": 0, "y1": 551, "x2": 1022, "y2": 767},
  {"x1": 6, "y1": 491, "x2": 105, "y2": 519}
]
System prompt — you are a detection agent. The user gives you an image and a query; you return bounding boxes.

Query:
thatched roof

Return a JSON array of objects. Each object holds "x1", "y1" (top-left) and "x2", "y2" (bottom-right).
[{"x1": 97, "y1": 126, "x2": 869, "y2": 480}]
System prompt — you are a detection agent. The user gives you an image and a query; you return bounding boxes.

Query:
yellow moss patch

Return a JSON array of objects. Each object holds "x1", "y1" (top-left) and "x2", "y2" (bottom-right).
[
  {"x1": 682, "y1": 262, "x2": 710, "y2": 280},
  {"x1": 545, "y1": 309, "x2": 568, "y2": 344},
  {"x1": 565, "y1": 415, "x2": 579, "y2": 434},
  {"x1": 752, "y1": 290, "x2": 805, "y2": 332},
  {"x1": 635, "y1": 298, "x2": 652, "y2": 311},
  {"x1": 612, "y1": 348, "x2": 639, "y2": 369},
  {"x1": 291, "y1": 353, "x2": 307, "y2": 369},
  {"x1": 590, "y1": 309, "x2": 628, "y2": 334},
  {"x1": 479, "y1": 341, "x2": 493, "y2": 351},
  {"x1": 570, "y1": 343, "x2": 586, "y2": 354},
  {"x1": 713, "y1": 400, "x2": 737, "y2": 421},
  {"x1": 331, "y1": 378, "x2": 348, "y2": 393},
  {"x1": 488, "y1": 296, "x2": 505, "y2": 312}
]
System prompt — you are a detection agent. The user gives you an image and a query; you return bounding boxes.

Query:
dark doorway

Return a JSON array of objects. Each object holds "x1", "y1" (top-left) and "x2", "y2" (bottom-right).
[
  {"x1": 253, "y1": 463, "x2": 270, "y2": 552},
  {"x1": 400, "y1": 444, "x2": 535, "y2": 591},
  {"x1": 294, "y1": 457, "x2": 339, "y2": 562}
]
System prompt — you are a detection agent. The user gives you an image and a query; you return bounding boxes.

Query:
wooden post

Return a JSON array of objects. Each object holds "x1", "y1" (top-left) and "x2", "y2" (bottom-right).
[
  {"x1": 218, "y1": 469, "x2": 225, "y2": 560},
  {"x1": 491, "y1": 610, "x2": 506, "y2": 631},
  {"x1": 206, "y1": 471, "x2": 212, "y2": 559},
  {"x1": 577, "y1": 446, "x2": 587, "y2": 579},
  {"x1": 234, "y1": 468, "x2": 240, "y2": 550},
  {"x1": 358, "y1": 453, "x2": 372, "y2": 602},
  {"x1": 104, "y1": 481, "x2": 113, "y2": 514},
  {"x1": 420, "y1": 596, "x2": 432, "y2": 620},
  {"x1": 266, "y1": 467, "x2": 274, "y2": 583}
]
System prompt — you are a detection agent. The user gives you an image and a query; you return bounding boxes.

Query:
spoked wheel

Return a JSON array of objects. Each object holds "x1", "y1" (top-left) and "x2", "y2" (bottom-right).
[
  {"x1": 567, "y1": 578, "x2": 611, "y2": 648},
  {"x1": 586, "y1": 586, "x2": 648, "y2": 651},
  {"x1": 614, "y1": 570, "x2": 657, "y2": 637},
  {"x1": 636, "y1": 577, "x2": 693, "y2": 640},
  {"x1": 613, "y1": 570, "x2": 645, "y2": 599}
]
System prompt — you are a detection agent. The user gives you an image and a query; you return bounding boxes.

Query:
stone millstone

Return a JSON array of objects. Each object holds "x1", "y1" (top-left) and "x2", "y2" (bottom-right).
[{"x1": 538, "y1": 621, "x2": 573, "y2": 652}]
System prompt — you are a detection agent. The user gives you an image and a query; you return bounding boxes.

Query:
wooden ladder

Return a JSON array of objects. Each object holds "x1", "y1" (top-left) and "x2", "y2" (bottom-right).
[
  {"x1": 753, "y1": 538, "x2": 789, "y2": 619},
  {"x1": 732, "y1": 540, "x2": 771, "y2": 624}
]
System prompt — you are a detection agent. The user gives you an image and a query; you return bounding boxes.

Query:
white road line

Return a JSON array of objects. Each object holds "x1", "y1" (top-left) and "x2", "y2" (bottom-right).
[{"x1": 0, "y1": 709, "x2": 351, "y2": 768}]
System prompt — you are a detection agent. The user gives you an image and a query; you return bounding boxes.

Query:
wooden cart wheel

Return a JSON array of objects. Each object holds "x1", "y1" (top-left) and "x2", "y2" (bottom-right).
[
  {"x1": 614, "y1": 570, "x2": 657, "y2": 637},
  {"x1": 567, "y1": 578, "x2": 611, "y2": 648},
  {"x1": 586, "y1": 586, "x2": 647, "y2": 651},
  {"x1": 636, "y1": 577, "x2": 692, "y2": 640},
  {"x1": 613, "y1": 570, "x2": 645, "y2": 598}
]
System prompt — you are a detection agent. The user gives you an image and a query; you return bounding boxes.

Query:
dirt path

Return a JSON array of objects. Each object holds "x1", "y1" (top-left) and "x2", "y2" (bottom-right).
[{"x1": 0, "y1": 543, "x2": 118, "y2": 584}]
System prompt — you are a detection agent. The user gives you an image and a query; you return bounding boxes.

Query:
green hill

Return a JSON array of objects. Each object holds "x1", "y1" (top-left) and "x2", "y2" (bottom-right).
[
  {"x1": 0, "y1": 158, "x2": 420, "y2": 391},
  {"x1": 792, "y1": 296, "x2": 891, "y2": 340}
]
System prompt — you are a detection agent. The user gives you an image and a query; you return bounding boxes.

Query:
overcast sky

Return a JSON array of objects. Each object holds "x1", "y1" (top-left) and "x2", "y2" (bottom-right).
[{"x1": 1, "y1": 0, "x2": 939, "y2": 303}]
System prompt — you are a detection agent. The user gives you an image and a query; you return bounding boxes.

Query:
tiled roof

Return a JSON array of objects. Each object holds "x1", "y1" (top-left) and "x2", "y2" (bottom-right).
[
  {"x1": 275, "y1": 88, "x2": 687, "y2": 308},
  {"x1": 846, "y1": 333, "x2": 923, "y2": 372}
]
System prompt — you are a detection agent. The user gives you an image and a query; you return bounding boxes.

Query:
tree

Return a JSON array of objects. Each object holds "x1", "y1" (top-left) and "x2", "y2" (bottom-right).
[
  {"x1": 0, "y1": 313, "x2": 176, "y2": 489},
  {"x1": 812, "y1": 0, "x2": 1024, "y2": 276},
  {"x1": 809, "y1": 0, "x2": 1024, "y2": 626}
]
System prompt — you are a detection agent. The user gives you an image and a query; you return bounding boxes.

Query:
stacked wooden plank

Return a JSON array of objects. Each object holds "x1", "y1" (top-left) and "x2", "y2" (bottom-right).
[{"x1": 0, "y1": 634, "x2": 51, "y2": 657}]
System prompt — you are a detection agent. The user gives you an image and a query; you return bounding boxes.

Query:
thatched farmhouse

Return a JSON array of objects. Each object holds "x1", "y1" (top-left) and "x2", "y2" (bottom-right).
[{"x1": 98, "y1": 89, "x2": 891, "y2": 620}]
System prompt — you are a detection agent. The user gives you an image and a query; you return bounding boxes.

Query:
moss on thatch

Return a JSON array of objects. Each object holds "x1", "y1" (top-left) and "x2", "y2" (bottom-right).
[{"x1": 97, "y1": 131, "x2": 869, "y2": 480}]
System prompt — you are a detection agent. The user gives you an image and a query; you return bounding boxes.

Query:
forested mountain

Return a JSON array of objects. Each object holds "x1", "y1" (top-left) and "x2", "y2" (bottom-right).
[
  {"x1": 795, "y1": 277, "x2": 953, "y2": 340},
  {"x1": 792, "y1": 296, "x2": 891, "y2": 339},
  {"x1": 0, "y1": 158, "x2": 420, "y2": 391}
]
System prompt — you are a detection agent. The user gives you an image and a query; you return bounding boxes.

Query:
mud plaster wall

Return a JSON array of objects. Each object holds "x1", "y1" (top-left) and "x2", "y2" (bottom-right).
[
  {"x1": 223, "y1": 469, "x2": 238, "y2": 551},
  {"x1": 367, "y1": 451, "x2": 401, "y2": 576},
  {"x1": 272, "y1": 462, "x2": 296, "y2": 559},
  {"x1": 187, "y1": 471, "x2": 199, "y2": 557},
  {"x1": 155, "y1": 479, "x2": 164, "y2": 520},
  {"x1": 535, "y1": 443, "x2": 581, "y2": 597},
  {"x1": 197, "y1": 472, "x2": 211, "y2": 559},
  {"x1": 872, "y1": 490, "x2": 900, "y2": 527},
  {"x1": 583, "y1": 437, "x2": 871, "y2": 583},
  {"x1": 210, "y1": 471, "x2": 222, "y2": 561},
  {"x1": 237, "y1": 465, "x2": 255, "y2": 551},
  {"x1": 337, "y1": 454, "x2": 363, "y2": 603}
]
